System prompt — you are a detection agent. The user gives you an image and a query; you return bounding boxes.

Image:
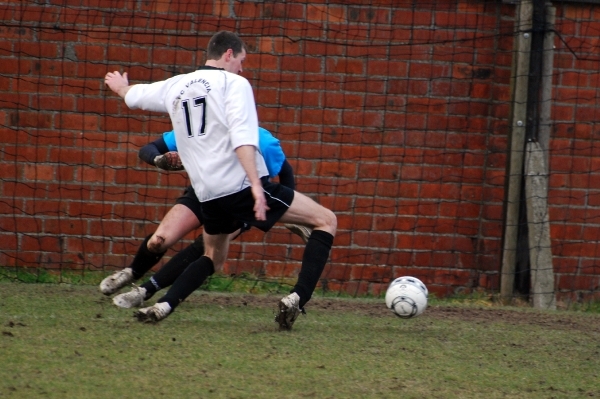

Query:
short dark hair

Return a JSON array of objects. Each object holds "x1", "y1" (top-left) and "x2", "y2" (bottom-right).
[{"x1": 206, "y1": 31, "x2": 246, "y2": 60}]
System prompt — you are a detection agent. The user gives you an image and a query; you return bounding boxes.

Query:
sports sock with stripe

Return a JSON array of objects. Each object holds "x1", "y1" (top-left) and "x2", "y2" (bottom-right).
[{"x1": 140, "y1": 235, "x2": 205, "y2": 299}]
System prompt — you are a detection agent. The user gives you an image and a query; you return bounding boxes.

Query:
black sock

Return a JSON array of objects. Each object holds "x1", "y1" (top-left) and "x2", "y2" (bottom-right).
[
  {"x1": 292, "y1": 230, "x2": 334, "y2": 308},
  {"x1": 140, "y1": 278, "x2": 159, "y2": 300},
  {"x1": 140, "y1": 236, "x2": 204, "y2": 299},
  {"x1": 129, "y1": 234, "x2": 166, "y2": 279},
  {"x1": 157, "y1": 255, "x2": 214, "y2": 310}
]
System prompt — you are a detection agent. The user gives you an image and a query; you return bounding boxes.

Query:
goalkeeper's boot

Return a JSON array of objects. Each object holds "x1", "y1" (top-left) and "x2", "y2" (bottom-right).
[
  {"x1": 284, "y1": 224, "x2": 312, "y2": 244},
  {"x1": 99, "y1": 268, "x2": 134, "y2": 295},
  {"x1": 135, "y1": 302, "x2": 172, "y2": 323},
  {"x1": 112, "y1": 286, "x2": 147, "y2": 308},
  {"x1": 275, "y1": 292, "x2": 301, "y2": 331}
]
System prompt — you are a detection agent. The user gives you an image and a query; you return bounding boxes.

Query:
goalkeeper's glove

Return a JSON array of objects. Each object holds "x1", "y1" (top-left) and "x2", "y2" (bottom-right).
[{"x1": 153, "y1": 151, "x2": 184, "y2": 171}]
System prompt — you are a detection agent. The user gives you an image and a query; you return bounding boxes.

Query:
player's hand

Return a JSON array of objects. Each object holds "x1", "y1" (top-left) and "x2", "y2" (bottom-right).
[
  {"x1": 104, "y1": 71, "x2": 130, "y2": 98},
  {"x1": 154, "y1": 152, "x2": 184, "y2": 171},
  {"x1": 251, "y1": 184, "x2": 269, "y2": 221}
]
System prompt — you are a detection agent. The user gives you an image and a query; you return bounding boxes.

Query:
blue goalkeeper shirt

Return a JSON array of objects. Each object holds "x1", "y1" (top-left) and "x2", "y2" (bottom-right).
[{"x1": 162, "y1": 127, "x2": 285, "y2": 178}]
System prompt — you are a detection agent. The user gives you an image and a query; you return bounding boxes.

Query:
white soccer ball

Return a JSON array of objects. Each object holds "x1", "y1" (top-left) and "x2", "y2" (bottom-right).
[{"x1": 385, "y1": 276, "x2": 428, "y2": 318}]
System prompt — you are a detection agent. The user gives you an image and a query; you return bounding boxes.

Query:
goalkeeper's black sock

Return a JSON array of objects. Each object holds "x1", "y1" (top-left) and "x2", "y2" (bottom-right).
[
  {"x1": 157, "y1": 255, "x2": 214, "y2": 310},
  {"x1": 129, "y1": 234, "x2": 166, "y2": 279},
  {"x1": 292, "y1": 230, "x2": 334, "y2": 309},
  {"x1": 140, "y1": 236, "x2": 205, "y2": 299}
]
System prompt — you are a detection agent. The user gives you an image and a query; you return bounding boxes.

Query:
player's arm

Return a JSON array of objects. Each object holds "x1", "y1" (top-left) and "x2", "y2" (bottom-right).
[
  {"x1": 139, "y1": 137, "x2": 169, "y2": 165},
  {"x1": 235, "y1": 145, "x2": 268, "y2": 221},
  {"x1": 105, "y1": 71, "x2": 132, "y2": 98},
  {"x1": 227, "y1": 78, "x2": 268, "y2": 221},
  {"x1": 139, "y1": 134, "x2": 183, "y2": 171},
  {"x1": 105, "y1": 70, "x2": 177, "y2": 113}
]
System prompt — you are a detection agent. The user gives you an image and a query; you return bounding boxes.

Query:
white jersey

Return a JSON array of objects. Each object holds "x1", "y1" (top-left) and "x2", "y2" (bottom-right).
[{"x1": 124, "y1": 67, "x2": 269, "y2": 202}]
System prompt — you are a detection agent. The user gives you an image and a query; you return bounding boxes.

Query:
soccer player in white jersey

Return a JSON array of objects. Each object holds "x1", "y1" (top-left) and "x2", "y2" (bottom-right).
[
  {"x1": 105, "y1": 31, "x2": 337, "y2": 330},
  {"x1": 100, "y1": 127, "x2": 310, "y2": 309}
]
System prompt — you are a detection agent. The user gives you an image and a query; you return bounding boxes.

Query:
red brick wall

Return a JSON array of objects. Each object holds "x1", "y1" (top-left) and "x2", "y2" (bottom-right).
[
  {"x1": 1, "y1": 0, "x2": 599, "y2": 300},
  {"x1": 548, "y1": 5, "x2": 600, "y2": 302}
]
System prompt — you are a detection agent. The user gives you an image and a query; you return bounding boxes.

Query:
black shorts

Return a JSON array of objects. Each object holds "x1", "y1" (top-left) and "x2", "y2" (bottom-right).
[
  {"x1": 201, "y1": 177, "x2": 294, "y2": 235},
  {"x1": 175, "y1": 186, "x2": 204, "y2": 225}
]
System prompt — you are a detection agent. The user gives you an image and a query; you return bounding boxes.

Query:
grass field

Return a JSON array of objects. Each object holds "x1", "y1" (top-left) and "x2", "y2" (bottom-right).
[{"x1": 0, "y1": 282, "x2": 599, "y2": 399}]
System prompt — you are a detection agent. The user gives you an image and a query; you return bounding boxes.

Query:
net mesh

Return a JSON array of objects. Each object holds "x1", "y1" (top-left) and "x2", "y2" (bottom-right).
[{"x1": 1, "y1": 0, "x2": 600, "y2": 304}]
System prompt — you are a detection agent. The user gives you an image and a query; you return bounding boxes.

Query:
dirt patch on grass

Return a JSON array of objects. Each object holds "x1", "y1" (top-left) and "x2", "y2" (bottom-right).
[
  {"x1": 188, "y1": 291, "x2": 600, "y2": 334},
  {"x1": 428, "y1": 306, "x2": 600, "y2": 333},
  {"x1": 21, "y1": 284, "x2": 600, "y2": 335}
]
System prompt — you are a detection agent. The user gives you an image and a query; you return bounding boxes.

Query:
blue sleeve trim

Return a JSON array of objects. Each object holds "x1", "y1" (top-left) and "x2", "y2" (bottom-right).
[{"x1": 162, "y1": 130, "x2": 178, "y2": 151}]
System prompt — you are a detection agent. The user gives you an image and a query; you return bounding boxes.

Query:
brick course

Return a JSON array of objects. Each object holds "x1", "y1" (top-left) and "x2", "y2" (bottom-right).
[{"x1": 2, "y1": 0, "x2": 599, "y2": 300}]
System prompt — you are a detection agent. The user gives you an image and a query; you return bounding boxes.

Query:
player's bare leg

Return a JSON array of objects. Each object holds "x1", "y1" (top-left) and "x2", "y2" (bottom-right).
[
  {"x1": 276, "y1": 191, "x2": 337, "y2": 330},
  {"x1": 134, "y1": 232, "x2": 231, "y2": 322},
  {"x1": 201, "y1": 231, "x2": 231, "y2": 272},
  {"x1": 278, "y1": 191, "x2": 337, "y2": 235},
  {"x1": 100, "y1": 204, "x2": 201, "y2": 295},
  {"x1": 148, "y1": 204, "x2": 201, "y2": 253}
]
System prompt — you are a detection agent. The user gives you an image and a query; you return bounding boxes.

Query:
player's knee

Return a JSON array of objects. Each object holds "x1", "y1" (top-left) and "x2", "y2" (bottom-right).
[
  {"x1": 147, "y1": 235, "x2": 167, "y2": 253},
  {"x1": 324, "y1": 209, "x2": 337, "y2": 234},
  {"x1": 314, "y1": 208, "x2": 337, "y2": 235}
]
